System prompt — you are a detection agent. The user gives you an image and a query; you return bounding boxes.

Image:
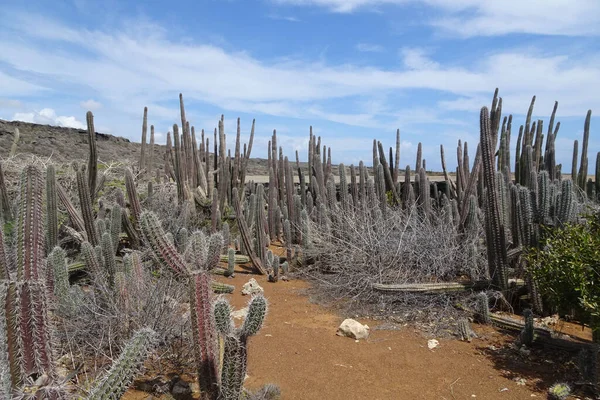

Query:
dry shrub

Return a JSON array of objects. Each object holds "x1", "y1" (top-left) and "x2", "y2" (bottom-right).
[{"x1": 299, "y1": 204, "x2": 488, "y2": 332}]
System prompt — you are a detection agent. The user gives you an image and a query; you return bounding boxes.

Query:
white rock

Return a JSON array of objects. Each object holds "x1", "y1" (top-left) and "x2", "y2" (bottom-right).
[
  {"x1": 336, "y1": 318, "x2": 370, "y2": 340},
  {"x1": 241, "y1": 278, "x2": 264, "y2": 296},
  {"x1": 427, "y1": 339, "x2": 440, "y2": 349},
  {"x1": 231, "y1": 307, "x2": 249, "y2": 319}
]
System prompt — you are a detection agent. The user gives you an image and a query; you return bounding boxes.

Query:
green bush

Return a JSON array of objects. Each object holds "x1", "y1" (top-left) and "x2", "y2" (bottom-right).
[{"x1": 526, "y1": 216, "x2": 600, "y2": 341}]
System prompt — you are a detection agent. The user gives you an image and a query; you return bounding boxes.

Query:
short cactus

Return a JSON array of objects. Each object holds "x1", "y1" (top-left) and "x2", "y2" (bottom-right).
[{"x1": 547, "y1": 382, "x2": 571, "y2": 400}]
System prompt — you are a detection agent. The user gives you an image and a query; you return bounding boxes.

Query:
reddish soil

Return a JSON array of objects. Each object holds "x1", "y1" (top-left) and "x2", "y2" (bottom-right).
[{"x1": 124, "y1": 255, "x2": 592, "y2": 400}]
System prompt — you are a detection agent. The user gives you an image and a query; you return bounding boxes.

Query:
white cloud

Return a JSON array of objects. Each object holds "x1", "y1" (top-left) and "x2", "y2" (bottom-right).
[
  {"x1": 356, "y1": 43, "x2": 384, "y2": 53},
  {"x1": 0, "y1": 71, "x2": 47, "y2": 96},
  {"x1": 0, "y1": 12, "x2": 597, "y2": 126},
  {"x1": 272, "y1": 0, "x2": 600, "y2": 36},
  {"x1": 400, "y1": 48, "x2": 440, "y2": 70},
  {"x1": 267, "y1": 14, "x2": 301, "y2": 22},
  {"x1": 12, "y1": 108, "x2": 86, "y2": 129},
  {"x1": 80, "y1": 99, "x2": 102, "y2": 110}
]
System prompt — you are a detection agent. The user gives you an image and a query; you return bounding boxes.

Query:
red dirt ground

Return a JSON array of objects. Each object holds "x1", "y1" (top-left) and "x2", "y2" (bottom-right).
[{"x1": 123, "y1": 263, "x2": 593, "y2": 400}]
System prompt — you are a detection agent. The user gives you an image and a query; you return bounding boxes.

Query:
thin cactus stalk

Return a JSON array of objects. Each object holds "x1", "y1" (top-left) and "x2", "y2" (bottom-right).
[
  {"x1": 476, "y1": 292, "x2": 491, "y2": 324},
  {"x1": 110, "y1": 205, "x2": 122, "y2": 253},
  {"x1": 75, "y1": 163, "x2": 99, "y2": 247},
  {"x1": 232, "y1": 188, "x2": 266, "y2": 275},
  {"x1": 48, "y1": 246, "x2": 69, "y2": 303},
  {"x1": 45, "y1": 165, "x2": 58, "y2": 253},
  {"x1": 9, "y1": 127, "x2": 20, "y2": 157},
  {"x1": 0, "y1": 162, "x2": 11, "y2": 221},
  {"x1": 86, "y1": 112, "x2": 98, "y2": 201},
  {"x1": 571, "y1": 140, "x2": 579, "y2": 185},
  {"x1": 125, "y1": 168, "x2": 142, "y2": 228},
  {"x1": 101, "y1": 232, "x2": 117, "y2": 288},
  {"x1": 207, "y1": 233, "x2": 224, "y2": 271},
  {"x1": 577, "y1": 110, "x2": 592, "y2": 190},
  {"x1": 222, "y1": 222, "x2": 230, "y2": 254},
  {"x1": 140, "y1": 107, "x2": 148, "y2": 170},
  {"x1": 86, "y1": 327, "x2": 158, "y2": 400},
  {"x1": 225, "y1": 248, "x2": 236, "y2": 278}
]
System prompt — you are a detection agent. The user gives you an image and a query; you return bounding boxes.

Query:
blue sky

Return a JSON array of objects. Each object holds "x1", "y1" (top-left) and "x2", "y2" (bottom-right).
[{"x1": 0, "y1": 0, "x2": 599, "y2": 171}]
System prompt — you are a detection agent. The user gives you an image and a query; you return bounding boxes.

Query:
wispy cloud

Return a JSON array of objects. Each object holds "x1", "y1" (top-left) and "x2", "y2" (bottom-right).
[
  {"x1": 267, "y1": 14, "x2": 301, "y2": 22},
  {"x1": 80, "y1": 99, "x2": 102, "y2": 111},
  {"x1": 356, "y1": 43, "x2": 384, "y2": 53},
  {"x1": 272, "y1": 0, "x2": 600, "y2": 36}
]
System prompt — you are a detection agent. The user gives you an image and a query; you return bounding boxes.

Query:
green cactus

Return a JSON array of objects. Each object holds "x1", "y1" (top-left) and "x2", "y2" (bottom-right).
[
  {"x1": 519, "y1": 308, "x2": 534, "y2": 346},
  {"x1": 207, "y1": 233, "x2": 224, "y2": 271},
  {"x1": 86, "y1": 327, "x2": 158, "y2": 400},
  {"x1": 480, "y1": 106, "x2": 509, "y2": 291},
  {"x1": 0, "y1": 162, "x2": 11, "y2": 222},
  {"x1": 86, "y1": 111, "x2": 98, "y2": 201},
  {"x1": 225, "y1": 248, "x2": 236, "y2": 278},
  {"x1": 101, "y1": 232, "x2": 117, "y2": 288},
  {"x1": 110, "y1": 205, "x2": 122, "y2": 253},
  {"x1": 476, "y1": 292, "x2": 491, "y2": 324},
  {"x1": 48, "y1": 246, "x2": 69, "y2": 303},
  {"x1": 140, "y1": 211, "x2": 188, "y2": 275},
  {"x1": 75, "y1": 163, "x2": 99, "y2": 247},
  {"x1": 547, "y1": 382, "x2": 571, "y2": 400},
  {"x1": 46, "y1": 165, "x2": 59, "y2": 253},
  {"x1": 214, "y1": 298, "x2": 233, "y2": 335}
]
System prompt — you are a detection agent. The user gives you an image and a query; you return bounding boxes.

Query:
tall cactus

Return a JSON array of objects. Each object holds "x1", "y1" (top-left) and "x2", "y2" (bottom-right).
[
  {"x1": 2, "y1": 165, "x2": 54, "y2": 392},
  {"x1": 189, "y1": 271, "x2": 219, "y2": 400},
  {"x1": 480, "y1": 106, "x2": 508, "y2": 291},
  {"x1": 46, "y1": 165, "x2": 59, "y2": 253},
  {"x1": 17, "y1": 165, "x2": 45, "y2": 280},
  {"x1": 86, "y1": 111, "x2": 98, "y2": 200},
  {"x1": 75, "y1": 163, "x2": 99, "y2": 247},
  {"x1": 140, "y1": 107, "x2": 148, "y2": 170},
  {"x1": 0, "y1": 162, "x2": 11, "y2": 221}
]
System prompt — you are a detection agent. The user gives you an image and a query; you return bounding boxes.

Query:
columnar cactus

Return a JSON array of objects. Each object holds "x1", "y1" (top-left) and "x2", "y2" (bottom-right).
[
  {"x1": 140, "y1": 211, "x2": 189, "y2": 275},
  {"x1": 46, "y1": 165, "x2": 59, "y2": 253},
  {"x1": 86, "y1": 111, "x2": 98, "y2": 200},
  {"x1": 47, "y1": 246, "x2": 69, "y2": 303},
  {"x1": 75, "y1": 163, "x2": 99, "y2": 247},
  {"x1": 480, "y1": 106, "x2": 509, "y2": 291},
  {"x1": 86, "y1": 327, "x2": 158, "y2": 400},
  {"x1": 189, "y1": 271, "x2": 220, "y2": 399}
]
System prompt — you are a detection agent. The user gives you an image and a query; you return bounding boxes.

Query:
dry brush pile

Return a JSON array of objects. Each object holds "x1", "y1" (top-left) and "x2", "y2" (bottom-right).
[{"x1": 0, "y1": 89, "x2": 598, "y2": 398}]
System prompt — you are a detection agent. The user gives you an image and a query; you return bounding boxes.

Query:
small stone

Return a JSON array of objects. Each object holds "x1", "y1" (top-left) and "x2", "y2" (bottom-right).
[
  {"x1": 427, "y1": 339, "x2": 440, "y2": 350},
  {"x1": 336, "y1": 318, "x2": 370, "y2": 340},
  {"x1": 231, "y1": 307, "x2": 248, "y2": 319},
  {"x1": 241, "y1": 278, "x2": 264, "y2": 295}
]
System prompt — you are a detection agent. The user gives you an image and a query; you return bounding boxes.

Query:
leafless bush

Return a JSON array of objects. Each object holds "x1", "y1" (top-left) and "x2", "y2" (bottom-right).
[
  {"x1": 298, "y1": 204, "x2": 488, "y2": 331},
  {"x1": 54, "y1": 264, "x2": 191, "y2": 382}
]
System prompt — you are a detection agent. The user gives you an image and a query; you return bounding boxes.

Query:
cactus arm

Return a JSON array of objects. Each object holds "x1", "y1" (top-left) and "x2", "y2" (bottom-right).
[{"x1": 86, "y1": 327, "x2": 158, "y2": 400}]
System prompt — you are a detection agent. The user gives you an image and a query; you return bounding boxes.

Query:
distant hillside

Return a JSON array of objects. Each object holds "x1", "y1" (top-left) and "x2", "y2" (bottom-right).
[
  {"x1": 0, "y1": 119, "x2": 272, "y2": 175},
  {"x1": 0, "y1": 119, "x2": 445, "y2": 182}
]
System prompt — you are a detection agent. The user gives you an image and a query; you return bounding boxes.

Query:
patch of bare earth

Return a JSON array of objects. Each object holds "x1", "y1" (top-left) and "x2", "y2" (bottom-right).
[{"x1": 124, "y1": 256, "x2": 590, "y2": 399}]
